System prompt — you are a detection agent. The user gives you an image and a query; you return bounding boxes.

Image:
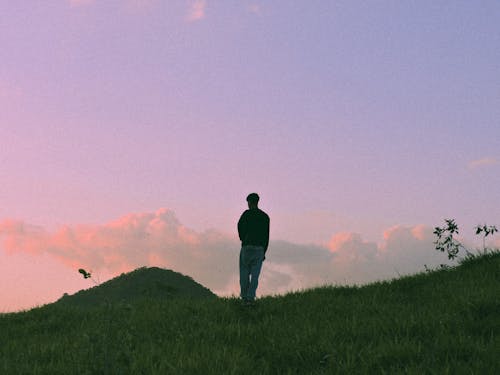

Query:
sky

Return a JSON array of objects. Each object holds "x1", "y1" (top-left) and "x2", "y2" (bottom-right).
[{"x1": 1, "y1": 1, "x2": 499, "y2": 312}]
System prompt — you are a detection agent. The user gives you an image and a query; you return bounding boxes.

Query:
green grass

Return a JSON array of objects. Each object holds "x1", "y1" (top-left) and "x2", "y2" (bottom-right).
[{"x1": 1, "y1": 251, "x2": 499, "y2": 374}]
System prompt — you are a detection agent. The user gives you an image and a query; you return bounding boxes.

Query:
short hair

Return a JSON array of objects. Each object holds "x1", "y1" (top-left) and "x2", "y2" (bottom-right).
[{"x1": 246, "y1": 193, "x2": 260, "y2": 204}]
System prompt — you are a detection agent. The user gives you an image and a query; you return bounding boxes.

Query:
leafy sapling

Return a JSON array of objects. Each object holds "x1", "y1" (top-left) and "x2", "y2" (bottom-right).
[
  {"x1": 433, "y1": 219, "x2": 467, "y2": 260},
  {"x1": 78, "y1": 268, "x2": 99, "y2": 285},
  {"x1": 475, "y1": 224, "x2": 498, "y2": 252}
]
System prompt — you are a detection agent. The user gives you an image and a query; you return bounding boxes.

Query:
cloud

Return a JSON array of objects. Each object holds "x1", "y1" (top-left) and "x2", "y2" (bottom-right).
[
  {"x1": 0, "y1": 210, "x2": 237, "y2": 294},
  {"x1": 467, "y1": 157, "x2": 499, "y2": 170},
  {"x1": 0, "y1": 209, "x2": 458, "y2": 298},
  {"x1": 323, "y1": 225, "x2": 448, "y2": 284},
  {"x1": 186, "y1": 0, "x2": 206, "y2": 22}
]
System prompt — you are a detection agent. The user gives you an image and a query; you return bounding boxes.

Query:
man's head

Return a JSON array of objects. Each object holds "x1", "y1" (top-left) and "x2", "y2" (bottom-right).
[{"x1": 246, "y1": 193, "x2": 260, "y2": 209}]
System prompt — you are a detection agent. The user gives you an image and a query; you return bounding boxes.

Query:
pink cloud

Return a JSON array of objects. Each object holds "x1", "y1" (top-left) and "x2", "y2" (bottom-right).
[
  {"x1": 328, "y1": 232, "x2": 377, "y2": 262},
  {"x1": 467, "y1": 157, "x2": 499, "y2": 170},
  {"x1": 187, "y1": 0, "x2": 207, "y2": 22},
  {"x1": 0, "y1": 210, "x2": 458, "y2": 299},
  {"x1": 0, "y1": 209, "x2": 237, "y2": 292}
]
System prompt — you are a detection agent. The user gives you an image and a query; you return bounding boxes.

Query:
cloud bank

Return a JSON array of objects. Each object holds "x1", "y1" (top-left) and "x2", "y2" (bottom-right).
[{"x1": 0, "y1": 209, "x2": 456, "y2": 297}]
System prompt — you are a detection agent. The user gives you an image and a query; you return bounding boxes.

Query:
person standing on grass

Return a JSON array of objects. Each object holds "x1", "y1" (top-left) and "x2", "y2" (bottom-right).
[{"x1": 238, "y1": 193, "x2": 270, "y2": 304}]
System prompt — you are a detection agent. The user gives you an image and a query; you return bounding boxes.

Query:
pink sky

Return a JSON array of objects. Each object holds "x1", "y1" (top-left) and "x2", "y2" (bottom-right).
[{"x1": 1, "y1": 1, "x2": 499, "y2": 312}]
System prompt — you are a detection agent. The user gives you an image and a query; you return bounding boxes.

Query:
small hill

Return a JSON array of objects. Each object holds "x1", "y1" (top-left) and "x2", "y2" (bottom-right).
[{"x1": 57, "y1": 267, "x2": 216, "y2": 306}]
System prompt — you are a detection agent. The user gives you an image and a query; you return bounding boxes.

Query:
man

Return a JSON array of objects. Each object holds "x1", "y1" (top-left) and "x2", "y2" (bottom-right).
[{"x1": 237, "y1": 193, "x2": 270, "y2": 305}]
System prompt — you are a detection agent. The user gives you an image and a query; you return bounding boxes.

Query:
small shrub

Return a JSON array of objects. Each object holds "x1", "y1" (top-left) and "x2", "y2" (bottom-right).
[{"x1": 434, "y1": 219, "x2": 498, "y2": 260}]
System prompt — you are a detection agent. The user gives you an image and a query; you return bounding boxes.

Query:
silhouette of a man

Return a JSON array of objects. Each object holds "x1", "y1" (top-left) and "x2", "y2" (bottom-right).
[{"x1": 238, "y1": 193, "x2": 270, "y2": 304}]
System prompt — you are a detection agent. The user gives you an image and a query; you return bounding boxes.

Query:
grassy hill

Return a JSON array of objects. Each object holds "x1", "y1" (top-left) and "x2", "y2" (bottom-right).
[
  {"x1": 56, "y1": 267, "x2": 216, "y2": 307},
  {"x1": 1, "y1": 252, "x2": 499, "y2": 374}
]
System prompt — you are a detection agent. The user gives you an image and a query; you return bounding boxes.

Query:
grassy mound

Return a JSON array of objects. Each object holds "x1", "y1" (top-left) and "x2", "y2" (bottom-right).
[{"x1": 57, "y1": 267, "x2": 216, "y2": 307}]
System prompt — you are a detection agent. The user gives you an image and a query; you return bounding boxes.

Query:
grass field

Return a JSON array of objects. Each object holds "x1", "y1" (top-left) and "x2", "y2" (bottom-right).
[{"x1": 1, "y1": 251, "x2": 499, "y2": 374}]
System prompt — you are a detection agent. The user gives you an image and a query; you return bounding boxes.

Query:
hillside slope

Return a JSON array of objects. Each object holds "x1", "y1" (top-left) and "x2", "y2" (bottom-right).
[
  {"x1": 57, "y1": 267, "x2": 216, "y2": 306},
  {"x1": 1, "y1": 252, "x2": 499, "y2": 374}
]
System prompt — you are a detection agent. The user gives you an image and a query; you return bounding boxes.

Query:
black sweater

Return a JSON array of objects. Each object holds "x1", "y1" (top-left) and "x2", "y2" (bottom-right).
[{"x1": 237, "y1": 208, "x2": 270, "y2": 252}]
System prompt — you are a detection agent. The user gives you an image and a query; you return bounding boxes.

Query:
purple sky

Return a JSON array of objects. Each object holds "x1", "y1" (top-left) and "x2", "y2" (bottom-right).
[{"x1": 1, "y1": 1, "x2": 499, "y2": 311}]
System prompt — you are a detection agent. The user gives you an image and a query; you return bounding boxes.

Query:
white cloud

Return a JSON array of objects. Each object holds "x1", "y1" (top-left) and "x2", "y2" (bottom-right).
[
  {"x1": 0, "y1": 210, "x2": 458, "y2": 298},
  {"x1": 187, "y1": 0, "x2": 206, "y2": 22},
  {"x1": 467, "y1": 157, "x2": 499, "y2": 170}
]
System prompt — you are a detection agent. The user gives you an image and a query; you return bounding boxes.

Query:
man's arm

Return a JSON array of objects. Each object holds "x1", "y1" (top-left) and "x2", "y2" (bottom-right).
[
  {"x1": 263, "y1": 215, "x2": 270, "y2": 253},
  {"x1": 237, "y1": 211, "x2": 247, "y2": 242}
]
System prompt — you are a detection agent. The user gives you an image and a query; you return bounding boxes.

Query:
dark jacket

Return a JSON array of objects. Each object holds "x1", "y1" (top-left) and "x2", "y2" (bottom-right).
[{"x1": 238, "y1": 208, "x2": 270, "y2": 252}]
